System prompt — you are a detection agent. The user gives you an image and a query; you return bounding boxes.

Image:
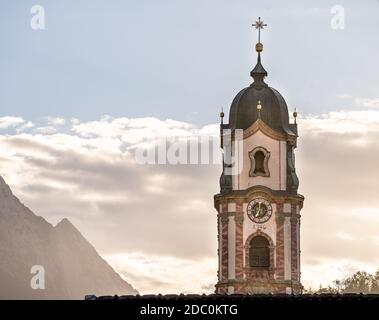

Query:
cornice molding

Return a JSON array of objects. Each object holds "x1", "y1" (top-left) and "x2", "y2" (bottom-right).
[
  {"x1": 214, "y1": 185, "x2": 304, "y2": 209},
  {"x1": 242, "y1": 119, "x2": 297, "y2": 144}
]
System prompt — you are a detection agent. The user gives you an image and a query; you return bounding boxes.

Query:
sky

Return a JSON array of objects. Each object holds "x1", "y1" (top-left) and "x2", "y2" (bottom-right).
[
  {"x1": 0, "y1": 1, "x2": 379, "y2": 293},
  {"x1": 1, "y1": 0, "x2": 379, "y2": 124}
]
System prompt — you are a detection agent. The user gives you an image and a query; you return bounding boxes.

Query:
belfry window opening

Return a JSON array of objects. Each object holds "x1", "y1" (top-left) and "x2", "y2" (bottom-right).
[{"x1": 249, "y1": 236, "x2": 270, "y2": 268}]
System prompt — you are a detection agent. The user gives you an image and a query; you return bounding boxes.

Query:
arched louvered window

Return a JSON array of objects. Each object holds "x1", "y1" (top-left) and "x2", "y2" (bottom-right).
[{"x1": 249, "y1": 236, "x2": 270, "y2": 267}]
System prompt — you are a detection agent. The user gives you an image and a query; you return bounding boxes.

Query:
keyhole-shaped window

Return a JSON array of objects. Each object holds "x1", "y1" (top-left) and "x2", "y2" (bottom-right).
[
  {"x1": 249, "y1": 147, "x2": 270, "y2": 177},
  {"x1": 254, "y1": 151, "x2": 265, "y2": 175}
]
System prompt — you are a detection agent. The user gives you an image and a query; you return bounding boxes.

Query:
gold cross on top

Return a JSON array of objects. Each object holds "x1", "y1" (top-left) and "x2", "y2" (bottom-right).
[{"x1": 253, "y1": 17, "x2": 267, "y2": 43}]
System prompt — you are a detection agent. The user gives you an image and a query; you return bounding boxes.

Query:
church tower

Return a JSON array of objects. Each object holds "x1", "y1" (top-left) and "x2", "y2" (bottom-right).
[{"x1": 214, "y1": 18, "x2": 304, "y2": 294}]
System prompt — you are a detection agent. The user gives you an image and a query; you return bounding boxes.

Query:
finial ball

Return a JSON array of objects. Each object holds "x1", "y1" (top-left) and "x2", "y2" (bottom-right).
[
  {"x1": 255, "y1": 43, "x2": 263, "y2": 52},
  {"x1": 293, "y1": 111, "x2": 298, "y2": 118},
  {"x1": 220, "y1": 111, "x2": 224, "y2": 118}
]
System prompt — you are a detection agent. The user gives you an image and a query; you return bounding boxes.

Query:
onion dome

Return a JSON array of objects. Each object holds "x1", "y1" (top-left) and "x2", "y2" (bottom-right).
[{"x1": 228, "y1": 39, "x2": 296, "y2": 136}]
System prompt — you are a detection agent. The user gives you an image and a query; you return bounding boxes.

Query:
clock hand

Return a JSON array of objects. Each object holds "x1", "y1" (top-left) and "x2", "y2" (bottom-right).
[{"x1": 255, "y1": 202, "x2": 261, "y2": 217}]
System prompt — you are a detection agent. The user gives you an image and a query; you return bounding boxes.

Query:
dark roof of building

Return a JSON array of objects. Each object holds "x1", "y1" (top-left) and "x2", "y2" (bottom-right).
[{"x1": 86, "y1": 293, "x2": 379, "y2": 301}]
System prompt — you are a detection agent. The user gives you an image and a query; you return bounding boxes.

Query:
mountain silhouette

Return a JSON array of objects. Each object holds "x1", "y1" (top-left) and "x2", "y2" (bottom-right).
[{"x1": 0, "y1": 176, "x2": 138, "y2": 299}]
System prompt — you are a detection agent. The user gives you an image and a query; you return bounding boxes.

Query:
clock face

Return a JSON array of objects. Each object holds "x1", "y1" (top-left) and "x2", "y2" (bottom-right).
[{"x1": 247, "y1": 198, "x2": 272, "y2": 223}]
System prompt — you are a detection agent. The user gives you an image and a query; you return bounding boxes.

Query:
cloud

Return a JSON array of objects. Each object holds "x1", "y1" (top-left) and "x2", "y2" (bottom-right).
[
  {"x1": 302, "y1": 257, "x2": 378, "y2": 290},
  {"x1": 355, "y1": 98, "x2": 379, "y2": 109},
  {"x1": 0, "y1": 117, "x2": 31, "y2": 130},
  {"x1": 335, "y1": 232, "x2": 353, "y2": 241},
  {"x1": 300, "y1": 110, "x2": 379, "y2": 134},
  {"x1": 1, "y1": 110, "x2": 379, "y2": 293},
  {"x1": 105, "y1": 252, "x2": 217, "y2": 294},
  {"x1": 336, "y1": 95, "x2": 379, "y2": 109},
  {"x1": 296, "y1": 110, "x2": 379, "y2": 288},
  {"x1": 336, "y1": 94, "x2": 353, "y2": 100},
  {"x1": 71, "y1": 116, "x2": 197, "y2": 142},
  {"x1": 46, "y1": 117, "x2": 66, "y2": 126},
  {"x1": 0, "y1": 118, "x2": 220, "y2": 262},
  {"x1": 35, "y1": 126, "x2": 59, "y2": 134}
]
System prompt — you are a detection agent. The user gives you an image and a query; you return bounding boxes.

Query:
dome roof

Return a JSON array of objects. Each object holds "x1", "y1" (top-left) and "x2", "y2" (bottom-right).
[{"x1": 228, "y1": 53, "x2": 296, "y2": 136}]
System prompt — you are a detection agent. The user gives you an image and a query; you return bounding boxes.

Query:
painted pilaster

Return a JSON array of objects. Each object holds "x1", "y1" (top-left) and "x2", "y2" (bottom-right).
[
  {"x1": 275, "y1": 203, "x2": 285, "y2": 280},
  {"x1": 220, "y1": 202, "x2": 229, "y2": 281},
  {"x1": 291, "y1": 212, "x2": 299, "y2": 281},
  {"x1": 234, "y1": 208, "x2": 244, "y2": 280},
  {"x1": 284, "y1": 216, "x2": 292, "y2": 280},
  {"x1": 228, "y1": 215, "x2": 236, "y2": 280}
]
